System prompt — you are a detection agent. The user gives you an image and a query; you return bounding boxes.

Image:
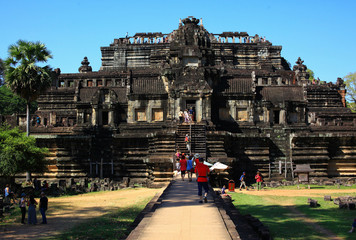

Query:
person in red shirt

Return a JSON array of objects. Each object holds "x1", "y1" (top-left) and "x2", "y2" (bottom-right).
[
  {"x1": 195, "y1": 158, "x2": 210, "y2": 203},
  {"x1": 180, "y1": 154, "x2": 187, "y2": 181},
  {"x1": 255, "y1": 171, "x2": 263, "y2": 191}
]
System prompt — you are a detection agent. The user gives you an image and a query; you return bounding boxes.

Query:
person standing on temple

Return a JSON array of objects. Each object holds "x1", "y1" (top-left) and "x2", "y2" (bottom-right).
[
  {"x1": 19, "y1": 193, "x2": 27, "y2": 224},
  {"x1": 255, "y1": 171, "x2": 263, "y2": 191},
  {"x1": 239, "y1": 172, "x2": 248, "y2": 191},
  {"x1": 184, "y1": 109, "x2": 190, "y2": 123},
  {"x1": 195, "y1": 158, "x2": 210, "y2": 203},
  {"x1": 179, "y1": 110, "x2": 184, "y2": 124},
  {"x1": 39, "y1": 192, "x2": 48, "y2": 224}
]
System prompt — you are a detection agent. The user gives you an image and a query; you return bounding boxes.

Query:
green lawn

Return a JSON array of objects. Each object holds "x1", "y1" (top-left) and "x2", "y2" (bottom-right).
[{"x1": 231, "y1": 192, "x2": 356, "y2": 240}]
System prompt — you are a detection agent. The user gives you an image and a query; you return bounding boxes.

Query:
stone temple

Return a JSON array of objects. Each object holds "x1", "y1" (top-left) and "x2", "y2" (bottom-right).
[{"x1": 7, "y1": 17, "x2": 356, "y2": 186}]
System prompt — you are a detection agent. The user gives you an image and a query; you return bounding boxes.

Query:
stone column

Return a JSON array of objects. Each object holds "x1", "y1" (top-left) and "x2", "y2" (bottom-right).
[
  {"x1": 92, "y1": 107, "x2": 97, "y2": 126},
  {"x1": 280, "y1": 110, "x2": 286, "y2": 124},
  {"x1": 196, "y1": 98, "x2": 202, "y2": 122},
  {"x1": 232, "y1": 36, "x2": 235, "y2": 43},
  {"x1": 108, "y1": 111, "x2": 114, "y2": 126},
  {"x1": 205, "y1": 96, "x2": 212, "y2": 121}
]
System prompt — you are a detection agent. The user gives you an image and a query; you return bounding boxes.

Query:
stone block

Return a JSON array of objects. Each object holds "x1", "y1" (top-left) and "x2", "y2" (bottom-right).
[{"x1": 324, "y1": 195, "x2": 332, "y2": 201}]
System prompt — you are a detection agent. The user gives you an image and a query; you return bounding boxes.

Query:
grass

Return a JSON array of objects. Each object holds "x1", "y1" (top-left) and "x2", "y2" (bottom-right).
[
  {"x1": 44, "y1": 198, "x2": 151, "y2": 240},
  {"x1": 259, "y1": 183, "x2": 356, "y2": 191},
  {"x1": 230, "y1": 191, "x2": 356, "y2": 240},
  {"x1": 0, "y1": 205, "x2": 22, "y2": 225},
  {"x1": 39, "y1": 191, "x2": 155, "y2": 240},
  {"x1": 294, "y1": 196, "x2": 355, "y2": 239},
  {"x1": 1, "y1": 188, "x2": 160, "y2": 240}
]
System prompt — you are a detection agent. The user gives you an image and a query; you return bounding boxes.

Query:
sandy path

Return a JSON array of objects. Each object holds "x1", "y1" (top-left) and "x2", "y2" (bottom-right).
[{"x1": 1, "y1": 188, "x2": 164, "y2": 240}]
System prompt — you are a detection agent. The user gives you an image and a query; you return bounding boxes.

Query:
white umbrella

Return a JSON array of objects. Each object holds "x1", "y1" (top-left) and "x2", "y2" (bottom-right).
[
  {"x1": 210, "y1": 162, "x2": 229, "y2": 171},
  {"x1": 203, "y1": 161, "x2": 213, "y2": 167}
]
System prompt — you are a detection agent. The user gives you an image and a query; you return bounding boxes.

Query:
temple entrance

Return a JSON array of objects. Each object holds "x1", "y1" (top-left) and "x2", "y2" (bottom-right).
[{"x1": 185, "y1": 100, "x2": 196, "y2": 122}]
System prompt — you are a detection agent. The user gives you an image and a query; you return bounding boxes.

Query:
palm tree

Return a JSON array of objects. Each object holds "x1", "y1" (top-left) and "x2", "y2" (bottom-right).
[
  {"x1": 4, "y1": 40, "x2": 52, "y2": 181},
  {"x1": 4, "y1": 40, "x2": 53, "y2": 136}
]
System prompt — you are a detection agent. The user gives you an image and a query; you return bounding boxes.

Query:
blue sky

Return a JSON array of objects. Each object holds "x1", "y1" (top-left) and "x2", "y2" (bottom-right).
[{"x1": 1, "y1": 0, "x2": 355, "y2": 83}]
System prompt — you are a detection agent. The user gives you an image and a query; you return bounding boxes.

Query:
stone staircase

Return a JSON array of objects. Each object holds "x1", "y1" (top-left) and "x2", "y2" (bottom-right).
[
  {"x1": 206, "y1": 133, "x2": 228, "y2": 163},
  {"x1": 176, "y1": 124, "x2": 207, "y2": 158},
  {"x1": 264, "y1": 126, "x2": 293, "y2": 180},
  {"x1": 149, "y1": 133, "x2": 176, "y2": 185}
]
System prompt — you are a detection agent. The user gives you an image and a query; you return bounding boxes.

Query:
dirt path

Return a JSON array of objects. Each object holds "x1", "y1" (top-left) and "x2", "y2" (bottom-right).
[
  {"x1": 1, "y1": 188, "x2": 164, "y2": 240},
  {"x1": 241, "y1": 188, "x2": 356, "y2": 240}
]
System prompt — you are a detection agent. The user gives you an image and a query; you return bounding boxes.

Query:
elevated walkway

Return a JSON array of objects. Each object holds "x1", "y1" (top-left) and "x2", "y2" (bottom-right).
[{"x1": 127, "y1": 176, "x2": 241, "y2": 240}]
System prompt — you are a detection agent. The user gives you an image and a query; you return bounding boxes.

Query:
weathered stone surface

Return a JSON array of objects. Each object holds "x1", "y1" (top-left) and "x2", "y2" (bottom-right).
[{"x1": 2, "y1": 16, "x2": 356, "y2": 185}]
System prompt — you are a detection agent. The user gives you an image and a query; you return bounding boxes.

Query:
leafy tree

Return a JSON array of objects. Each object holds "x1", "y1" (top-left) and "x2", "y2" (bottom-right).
[
  {"x1": 4, "y1": 40, "x2": 52, "y2": 136},
  {"x1": 344, "y1": 72, "x2": 356, "y2": 112},
  {"x1": 0, "y1": 58, "x2": 4, "y2": 85},
  {"x1": 306, "y1": 69, "x2": 314, "y2": 81},
  {"x1": 0, "y1": 124, "x2": 48, "y2": 177},
  {"x1": 0, "y1": 85, "x2": 37, "y2": 115}
]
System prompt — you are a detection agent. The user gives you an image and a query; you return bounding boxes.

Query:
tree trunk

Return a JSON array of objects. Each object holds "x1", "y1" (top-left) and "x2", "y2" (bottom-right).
[
  {"x1": 26, "y1": 102, "x2": 31, "y2": 181},
  {"x1": 26, "y1": 102, "x2": 30, "y2": 136}
]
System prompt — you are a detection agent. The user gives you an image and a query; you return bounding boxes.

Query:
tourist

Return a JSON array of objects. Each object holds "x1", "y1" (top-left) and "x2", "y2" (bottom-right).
[
  {"x1": 179, "y1": 110, "x2": 184, "y2": 124},
  {"x1": 175, "y1": 150, "x2": 180, "y2": 160},
  {"x1": 186, "y1": 155, "x2": 194, "y2": 182},
  {"x1": 221, "y1": 185, "x2": 226, "y2": 195},
  {"x1": 4, "y1": 184, "x2": 16, "y2": 204},
  {"x1": 27, "y1": 195, "x2": 37, "y2": 225},
  {"x1": 239, "y1": 172, "x2": 248, "y2": 191},
  {"x1": 189, "y1": 107, "x2": 194, "y2": 121},
  {"x1": 185, "y1": 134, "x2": 190, "y2": 152},
  {"x1": 180, "y1": 154, "x2": 187, "y2": 181},
  {"x1": 175, "y1": 159, "x2": 180, "y2": 175},
  {"x1": 33, "y1": 177, "x2": 40, "y2": 191},
  {"x1": 195, "y1": 158, "x2": 210, "y2": 203},
  {"x1": 184, "y1": 109, "x2": 190, "y2": 123},
  {"x1": 349, "y1": 218, "x2": 356, "y2": 233},
  {"x1": 36, "y1": 116, "x2": 41, "y2": 126},
  {"x1": 193, "y1": 154, "x2": 200, "y2": 171},
  {"x1": 255, "y1": 171, "x2": 263, "y2": 191},
  {"x1": 41, "y1": 180, "x2": 49, "y2": 192},
  {"x1": 39, "y1": 192, "x2": 48, "y2": 224},
  {"x1": 19, "y1": 193, "x2": 27, "y2": 224}
]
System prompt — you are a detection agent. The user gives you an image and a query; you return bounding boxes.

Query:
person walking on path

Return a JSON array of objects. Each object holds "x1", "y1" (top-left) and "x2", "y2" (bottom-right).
[
  {"x1": 19, "y1": 193, "x2": 27, "y2": 224},
  {"x1": 180, "y1": 154, "x2": 187, "y2": 181},
  {"x1": 186, "y1": 155, "x2": 194, "y2": 182},
  {"x1": 239, "y1": 172, "x2": 248, "y2": 191},
  {"x1": 28, "y1": 195, "x2": 38, "y2": 225},
  {"x1": 195, "y1": 158, "x2": 210, "y2": 203},
  {"x1": 39, "y1": 192, "x2": 48, "y2": 224},
  {"x1": 255, "y1": 171, "x2": 263, "y2": 191}
]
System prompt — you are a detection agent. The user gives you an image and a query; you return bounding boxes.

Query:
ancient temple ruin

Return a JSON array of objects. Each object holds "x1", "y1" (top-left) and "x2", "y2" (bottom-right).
[{"x1": 8, "y1": 17, "x2": 356, "y2": 185}]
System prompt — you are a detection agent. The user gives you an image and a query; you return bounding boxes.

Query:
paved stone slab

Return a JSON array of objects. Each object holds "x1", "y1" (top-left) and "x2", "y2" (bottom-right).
[{"x1": 130, "y1": 176, "x2": 234, "y2": 240}]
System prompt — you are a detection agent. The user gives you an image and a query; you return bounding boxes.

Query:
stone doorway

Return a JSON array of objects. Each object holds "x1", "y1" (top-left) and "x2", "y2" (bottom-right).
[{"x1": 185, "y1": 100, "x2": 196, "y2": 122}]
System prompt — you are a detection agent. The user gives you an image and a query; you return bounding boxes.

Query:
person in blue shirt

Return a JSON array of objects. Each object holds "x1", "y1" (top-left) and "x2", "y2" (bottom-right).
[
  {"x1": 239, "y1": 172, "x2": 248, "y2": 191},
  {"x1": 186, "y1": 155, "x2": 194, "y2": 182}
]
